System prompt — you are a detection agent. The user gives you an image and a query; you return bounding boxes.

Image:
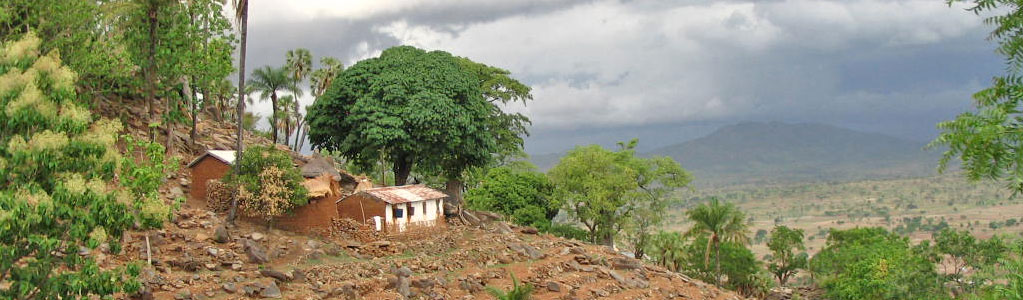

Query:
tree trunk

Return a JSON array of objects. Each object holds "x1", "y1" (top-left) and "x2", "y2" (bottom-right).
[
  {"x1": 633, "y1": 234, "x2": 645, "y2": 259},
  {"x1": 185, "y1": 77, "x2": 196, "y2": 150},
  {"x1": 292, "y1": 118, "x2": 303, "y2": 151},
  {"x1": 282, "y1": 101, "x2": 290, "y2": 144},
  {"x1": 165, "y1": 89, "x2": 176, "y2": 157},
  {"x1": 229, "y1": 0, "x2": 248, "y2": 225},
  {"x1": 445, "y1": 179, "x2": 464, "y2": 206},
  {"x1": 146, "y1": 4, "x2": 158, "y2": 142},
  {"x1": 715, "y1": 241, "x2": 721, "y2": 286},
  {"x1": 392, "y1": 155, "x2": 412, "y2": 186},
  {"x1": 270, "y1": 93, "x2": 278, "y2": 143}
]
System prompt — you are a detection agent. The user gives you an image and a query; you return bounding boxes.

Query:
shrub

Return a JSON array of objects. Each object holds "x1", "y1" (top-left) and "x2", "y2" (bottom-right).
[
  {"x1": 810, "y1": 227, "x2": 944, "y2": 300},
  {"x1": 465, "y1": 166, "x2": 557, "y2": 229},
  {"x1": 0, "y1": 33, "x2": 173, "y2": 298},
  {"x1": 225, "y1": 145, "x2": 307, "y2": 223}
]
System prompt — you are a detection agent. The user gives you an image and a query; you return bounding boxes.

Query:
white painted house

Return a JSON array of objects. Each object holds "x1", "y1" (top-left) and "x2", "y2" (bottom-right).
[{"x1": 335, "y1": 185, "x2": 447, "y2": 232}]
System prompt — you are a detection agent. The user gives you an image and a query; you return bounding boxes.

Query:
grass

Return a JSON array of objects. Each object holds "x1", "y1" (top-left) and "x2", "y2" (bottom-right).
[{"x1": 665, "y1": 173, "x2": 1023, "y2": 258}]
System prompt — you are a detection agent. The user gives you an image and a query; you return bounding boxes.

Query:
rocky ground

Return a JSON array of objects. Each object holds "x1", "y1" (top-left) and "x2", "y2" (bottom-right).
[
  {"x1": 91, "y1": 97, "x2": 745, "y2": 299},
  {"x1": 103, "y1": 200, "x2": 743, "y2": 299}
]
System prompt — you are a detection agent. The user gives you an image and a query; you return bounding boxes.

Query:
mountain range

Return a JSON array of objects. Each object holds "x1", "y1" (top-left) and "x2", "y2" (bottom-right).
[{"x1": 531, "y1": 122, "x2": 945, "y2": 187}]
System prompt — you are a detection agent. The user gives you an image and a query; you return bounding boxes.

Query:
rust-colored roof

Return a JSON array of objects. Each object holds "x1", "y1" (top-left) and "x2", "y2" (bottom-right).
[{"x1": 339, "y1": 184, "x2": 448, "y2": 205}]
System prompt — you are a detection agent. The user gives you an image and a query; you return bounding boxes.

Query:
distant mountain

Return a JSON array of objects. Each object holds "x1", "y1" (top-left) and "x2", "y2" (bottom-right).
[{"x1": 646, "y1": 122, "x2": 943, "y2": 187}]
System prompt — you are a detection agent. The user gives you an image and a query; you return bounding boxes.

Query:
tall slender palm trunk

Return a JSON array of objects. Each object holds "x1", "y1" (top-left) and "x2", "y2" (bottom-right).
[{"x1": 228, "y1": 0, "x2": 248, "y2": 225}]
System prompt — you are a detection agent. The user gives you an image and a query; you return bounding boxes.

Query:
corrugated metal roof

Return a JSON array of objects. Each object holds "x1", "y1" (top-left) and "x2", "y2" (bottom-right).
[
  {"x1": 187, "y1": 150, "x2": 237, "y2": 168},
  {"x1": 347, "y1": 185, "x2": 448, "y2": 204}
]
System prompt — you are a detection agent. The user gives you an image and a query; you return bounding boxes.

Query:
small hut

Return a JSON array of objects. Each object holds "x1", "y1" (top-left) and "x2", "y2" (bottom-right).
[
  {"x1": 336, "y1": 185, "x2": 447, "y2": 232},
  {"x1": 187, "y1": 150, "x2": 236, "y2": 202},
  {"x1": 272, "y1": 154, "x2": 357, "y2": 232}
]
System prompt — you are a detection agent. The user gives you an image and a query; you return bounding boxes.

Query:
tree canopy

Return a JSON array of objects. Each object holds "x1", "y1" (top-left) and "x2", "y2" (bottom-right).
[{"x1": 305, "y1": 46, "x2": 502, "y2": 185}]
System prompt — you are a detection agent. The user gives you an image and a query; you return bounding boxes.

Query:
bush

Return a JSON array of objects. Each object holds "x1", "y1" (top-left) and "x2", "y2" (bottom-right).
[
  {"x1": 225, "y1": 145, "x2": 307, "y2": 222},
  {"x1": 810, "y1": 227, "x2": 944, "y2": 300},
  {"x1": 0, "y1": 33, "x2": 173, "y2": 298},
  {"x1": 547, "y1": 223, "x2": 589, "y2": 241},
  {"x1": 465, "y1": 166, "x2": 558, "y2": 230}
]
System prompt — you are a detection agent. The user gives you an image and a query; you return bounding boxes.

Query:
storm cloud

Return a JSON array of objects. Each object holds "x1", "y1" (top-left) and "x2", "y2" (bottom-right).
[{"x1": 241, "y1": 0, "x2": 1002, "y2": 153}]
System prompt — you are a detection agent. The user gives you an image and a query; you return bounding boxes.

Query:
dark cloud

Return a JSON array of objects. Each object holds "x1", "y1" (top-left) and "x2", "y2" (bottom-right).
[{"x1": 238, "y1": 0, "x2": 1004, "y2": 154}]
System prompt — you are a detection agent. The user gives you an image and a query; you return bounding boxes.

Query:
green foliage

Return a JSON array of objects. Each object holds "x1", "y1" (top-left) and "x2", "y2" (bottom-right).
[
  {"x1": 486, "y1": 274, "x2": 533, "y2": 300},
  {"x1": 933, "y1": 228, "x2": 1008, "y2": 294},
  {"x1": 248, "y1": 65, "x2": 301, "y2": 142},
  {"x1": 225, "y1": 146, "x2": 307, "y2": 224},
  {"x1": 931, "y1": 1, "x2": 1023, "y2": 193},
  {"x1": 0, "y1": 34, "x2": 171, "y2": 298},
  {"x1": 683, "y1": 235, "x2": 769, "y2": 297},
  {"x1": 465, "y1": 166, "x2": 558, "y2": 230},
  {"x1": 0, "y1": 0, "x2": 135, "y2": 94},
  {"x1": 683, "y1": 197, "x2": 751, "y2": 286},
  {"x1": 646, "y1": 231, "x2": 687, "y2": 272},
  {"x1": 766, "y1": 225, "x2": 808, "y2": 286},
  {"x1": 810, "y1": 227, "x2": 945, "y2": 300},
  {"x1": 548, "y1": 139, "x2": 690, "y2": 248},
  {"x1": 306, "y1": 46, "x2": 517, "y2": 184},
  {"x1": 546, "y1": 223, "x2": 589, "y2": 241}
]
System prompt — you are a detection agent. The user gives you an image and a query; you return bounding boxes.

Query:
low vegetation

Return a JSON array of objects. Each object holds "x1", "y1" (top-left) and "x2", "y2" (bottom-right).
[{"x1": 225, "y1": 145, "x2": 307, "y2": 224}]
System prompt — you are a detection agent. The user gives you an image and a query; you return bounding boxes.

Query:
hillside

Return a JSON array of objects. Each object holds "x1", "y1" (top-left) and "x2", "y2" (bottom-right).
[
  {"x1": 647, "y1": 122, "x2": 943, "y2": 187},
  {"x1": 87, "y1": 98, "x2": 740, "y2": 299}
]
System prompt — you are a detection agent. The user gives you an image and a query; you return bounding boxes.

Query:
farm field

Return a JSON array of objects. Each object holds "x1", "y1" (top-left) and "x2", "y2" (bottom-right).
[{"x1": 664, "y1": 173, "x2": 1023, "y2": 258}]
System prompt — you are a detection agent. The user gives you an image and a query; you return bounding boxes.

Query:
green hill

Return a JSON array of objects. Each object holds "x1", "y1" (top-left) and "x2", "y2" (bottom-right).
[{"x1": 647, "y1": 122, "x2": 943, "y2": 187}]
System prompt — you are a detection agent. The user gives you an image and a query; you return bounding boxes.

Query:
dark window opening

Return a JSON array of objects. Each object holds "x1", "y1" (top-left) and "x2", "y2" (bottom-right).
[
  {"x1": 409, "y1": 205, "x2": 415, "y2": 216},
  {"x1": 393, "y1": 208, "x2": 403, "y2": 218}
]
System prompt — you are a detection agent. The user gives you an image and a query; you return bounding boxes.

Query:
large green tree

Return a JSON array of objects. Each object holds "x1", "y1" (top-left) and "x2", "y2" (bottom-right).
[
  {"x1": 305, "y1": 46, "x2": 499, "y2": 186},
  {"x1": 683, "y1": 197, "x2": 751, "y2": 286},
  {"x1": 547, "y1": 139, "x2": 689, "y2": 247},
  {"x1": 932, "y1": 1, "x2": 1023, "y2": 193}
]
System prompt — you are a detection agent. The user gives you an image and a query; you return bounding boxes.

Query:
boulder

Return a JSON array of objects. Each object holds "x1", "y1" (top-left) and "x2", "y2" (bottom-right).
[
  {"x1": 243, "y1": 239, "x2": 269, "y2": 263},
  {"x1": 213, "y1": 225, "x2": 230, "y2": 243}
]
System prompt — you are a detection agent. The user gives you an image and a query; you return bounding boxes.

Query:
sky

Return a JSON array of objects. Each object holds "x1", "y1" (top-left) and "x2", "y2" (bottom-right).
[{"x1": 240, "y1": 0, "x2": 1003, "y2": 154}]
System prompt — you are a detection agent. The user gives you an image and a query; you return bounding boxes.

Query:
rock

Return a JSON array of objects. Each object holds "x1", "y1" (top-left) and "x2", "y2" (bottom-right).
[
  {"x1": 222, "y1": 283, "x2": 236, "y2": 293},
  {"x1": 492, "y1": 222, "x2": 514, "y2": 234},
  {"x1": 179, "y1": 178, "x2": 190, "y2": 187},
  {"x1": 206, "y1": 247, "x2": 219, "y2": 257},
  {"x1": 169, "y1": 187, "x2": 184, "y2": 198},
  {"x1": 195, "y1": 233, "x2": 209, "y2": 242},
  {"x1": 174, "y1": 289, "x2": 191, "y2": 300},
  {"x1": 412, "y1": 278, "x2": 435, "y2": 289},
  {"x1": 291, "y1": 268, "x2": 306, "y2": 282},
  {"x1": 213, "y1": 225, "x2": 230, "y2": 243},
  {"x1": 393, "y1": 266, "x2": 413, "y2": 298},
  {"x1": 305, "y1": 239, "x2": 321, "y2": 250},
  {"x1": 547, "y1": 281, "x2": 561, "y2": 292},
  {"x1": 241, "y1": 284, "x2": 258, "y2": 297},
  {"x1": 612, "y1": 257, "x2": 643, "y2": 270},
  {"x1": 243, "y1": 239, "x2": 269, "y2": 263},
  {"x1": 250, "y1": 232, "x2": 265, "y2": 241},
  {"x1": 204, "y1": 291, "x2": 215, "y2": 297},
  {"x1": 519, "y1": 226, "x2": 539, "y2": 234},
  {"x1": 259, "y1": 280, "x2": 282, "y2": 298},
  {"x1": 260, "y1": 269, "x2": 290, "y2": 282}
]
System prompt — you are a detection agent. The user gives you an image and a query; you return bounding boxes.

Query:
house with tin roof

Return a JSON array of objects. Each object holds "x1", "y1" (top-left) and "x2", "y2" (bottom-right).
[
  {"x1": 187, "y1": 150, "x2": 237, "y2": 202},
  {"x1": 336, "y1": 184, "x2": 448, "y2": 232}
]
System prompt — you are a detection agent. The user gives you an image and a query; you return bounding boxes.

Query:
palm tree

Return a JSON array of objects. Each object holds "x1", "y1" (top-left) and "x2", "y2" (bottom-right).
[
  {"x1": 228, "y1": 0, "x2": 248, "y2": 224},
  {"x1": 248, "y1": 65, "x2": 300, "y2": 143},
  {"x1": 285, "y1": 48, "x2": 311, "y2": 147},
  {"x1": 299, "y1": 56, "x2": 343, "y2": 150},
  {"x1": 684, "y1": 197, "x2": 750, "y2": 286},
  {"x1": 309, "y1": 57, "x2": 343, "y2": 97}
]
